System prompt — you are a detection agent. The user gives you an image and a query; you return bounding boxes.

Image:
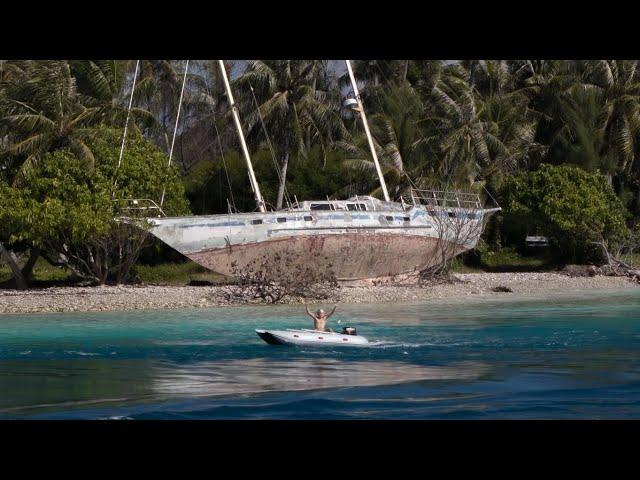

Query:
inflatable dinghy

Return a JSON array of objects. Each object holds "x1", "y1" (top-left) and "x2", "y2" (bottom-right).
[{"x1": 256, "y1": 327, "x2": 369, "y2": 347}]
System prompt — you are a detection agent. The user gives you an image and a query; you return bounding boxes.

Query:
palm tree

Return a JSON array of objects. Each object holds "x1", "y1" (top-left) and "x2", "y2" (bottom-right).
[
  {"x1": 341, "y1": 60, "x2": 410, "y2": 89},
  {"x1": 424, "y1": 63, "x2": 487, "y2": 184},
  {"x1": 424, "y1": 61, "x2": 543, "y2": 186},
  {"x1": 516, "y1": 60, "x2": 640, "y2": 183},
  {"x1": 579, "y1": 60, "x2": 640, "y2": 178},
  {"x1": 473, "y1": 61, "x2": 545, "y2": 176},
  {"x1": 335, "y1": 83, "x2": 430, "y2": 199},
  {"x1": 69, "y1": 60, "x2": 127, "y2": 104},
  {"x1": 0, "y1": 60, "x2": 152, "y2": 183},
  {"x1": 235, "y1": 60, "x2": 346, "y2": 209},
  {"x1": 142, "y1": 60, "x2": 241, "y2": 175},
  {"x1": 479, "y1": 88, "x2": 544, "y2": 177},
  {"x1": 406, "y1": 60, "x2": 443, "y2": 99},
  {"x1": 509, "y1": 60, "x2": 579, "y2": 151},
  {"x1": 547, "y1": 83, "x2": 613, "y2": 175},
  {"x1": 133, "y1": 60, "x2": 189, "y2": 154}
]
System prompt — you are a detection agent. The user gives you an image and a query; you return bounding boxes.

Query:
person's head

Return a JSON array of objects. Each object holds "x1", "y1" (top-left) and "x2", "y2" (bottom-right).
[{"x1": 315, "y1": 309, "x2": 325, "y2": 318}]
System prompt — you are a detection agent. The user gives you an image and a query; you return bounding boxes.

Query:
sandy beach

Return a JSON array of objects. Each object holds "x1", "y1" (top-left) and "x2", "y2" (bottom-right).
[{"x1": 0, "y1": 272, "x2": 637, "y2": 314}]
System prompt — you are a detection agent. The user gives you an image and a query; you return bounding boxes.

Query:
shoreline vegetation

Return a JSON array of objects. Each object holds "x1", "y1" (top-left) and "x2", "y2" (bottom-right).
[
  {"x1": 2, "y1": 251, "x2": 639, "y2": 314},
  {"x1": 1, "y1": 272, "x2": 637, "y2": 315},
  {"x1": 5, "y1": 247, "x2": 637, "y2": 287},
  {"x1": 2, "y1": 60, "x2": 640, "y2": 300}
]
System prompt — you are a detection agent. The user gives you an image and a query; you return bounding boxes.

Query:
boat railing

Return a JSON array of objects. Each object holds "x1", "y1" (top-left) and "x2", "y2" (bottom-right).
[
  {"x1": 403, "y1": 189, "x2": 483, "y2": 209},
  {"x1": 114, "y1": 198, "x2": 167, "y2": 217}
]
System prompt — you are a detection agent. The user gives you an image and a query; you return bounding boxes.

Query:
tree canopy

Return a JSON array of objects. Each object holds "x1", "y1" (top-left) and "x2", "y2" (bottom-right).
[
  {"x1": 501, "y1": 164, "x2": 629, "y2": 263},
  {"x1": 0, "y1": 126, "x2": 189, "y2": 285},
  {"x1": 2, "y1": 59, "x2": 640, "y2": 286}
]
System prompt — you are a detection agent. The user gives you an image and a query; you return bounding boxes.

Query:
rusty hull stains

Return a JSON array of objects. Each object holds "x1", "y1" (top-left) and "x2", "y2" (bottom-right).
[{"x1": 188, "y1": 233, "x2": 460, "y2": 281}]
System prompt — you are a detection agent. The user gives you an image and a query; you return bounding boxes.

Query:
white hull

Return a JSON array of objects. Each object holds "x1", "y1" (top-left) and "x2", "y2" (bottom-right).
[
  {"x1": 256, "y1": 329, "x2": 370, "y2": 346},
  {"x1": 144, "y1": 196, "x2": 496, "y2": 281}
]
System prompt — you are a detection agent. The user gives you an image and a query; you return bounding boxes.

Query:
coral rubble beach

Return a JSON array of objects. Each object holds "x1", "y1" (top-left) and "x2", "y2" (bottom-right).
[{"x1": 0, "y1": 272, "x2": 637, "y2": 314}]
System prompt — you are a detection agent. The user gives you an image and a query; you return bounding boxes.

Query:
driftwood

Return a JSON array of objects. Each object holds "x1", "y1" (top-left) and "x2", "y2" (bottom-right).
[
  {"x1": 594, "y1": 239, "x2": 640, "y2": 283},
  {"x1": 492, "y1": 285, "x2": 513, "y2": 292}
]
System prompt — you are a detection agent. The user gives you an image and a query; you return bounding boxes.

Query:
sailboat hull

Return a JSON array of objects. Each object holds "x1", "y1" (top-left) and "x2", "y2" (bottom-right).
[
  {"x1": 186, "y1": 232, "x2": 461, "y2": 281},
  {"x1": 145, "y1": 205, "x2": 486, "y2": 281}
]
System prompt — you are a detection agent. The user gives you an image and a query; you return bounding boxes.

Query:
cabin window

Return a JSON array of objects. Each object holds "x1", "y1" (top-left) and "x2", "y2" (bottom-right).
[
  {"x1": 403, "y1": 217, "x2": 410, "y2": 222},
  {"x1": 385, "y1": 216, "x2": 394, "y2": 222},
  {"x1": 346, "y1": 203, "x2": 367, "y2": 211},
  {"x1": 251, "y1": 219, "x2": 263, "y2": 225},
  {"x1": 447, "y1": 212, "x2": 456, "y2": 218},
  {"x1": 304, "y1": 216, "x2": 313, "y2": 221},
  {"x1": 277, "y1": 217, "x2": 287, "y2": 223},
  {"x1": 310, "y1": 203, "x2": 333, "y2": 211}
]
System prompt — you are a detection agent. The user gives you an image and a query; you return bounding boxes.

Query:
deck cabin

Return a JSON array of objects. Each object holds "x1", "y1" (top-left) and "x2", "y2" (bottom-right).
[{"x1": 291, "y1": 196, "x2": 405, "y2": 213}]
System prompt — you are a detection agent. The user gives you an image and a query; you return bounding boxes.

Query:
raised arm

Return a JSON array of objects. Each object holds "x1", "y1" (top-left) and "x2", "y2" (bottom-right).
[
  {"x1": 326, "y1": 304, "x2": 338, "y2": 319},
  {"x1": 305, "y1": 304, "x2": 315, "y2": 320}
]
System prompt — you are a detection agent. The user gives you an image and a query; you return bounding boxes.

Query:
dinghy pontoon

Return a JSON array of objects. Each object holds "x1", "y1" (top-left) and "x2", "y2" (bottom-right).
[{"x1": 256, "y1": 327, "x2": 369, "y2": 347}]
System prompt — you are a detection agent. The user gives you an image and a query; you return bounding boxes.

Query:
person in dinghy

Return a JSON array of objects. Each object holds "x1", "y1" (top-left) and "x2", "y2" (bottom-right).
[{"x1": 306, "y1": 304, "x2": 337, "y2": 332}]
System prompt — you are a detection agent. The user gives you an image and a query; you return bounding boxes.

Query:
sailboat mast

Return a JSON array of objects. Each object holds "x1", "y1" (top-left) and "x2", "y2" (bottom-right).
[
  {"x1": 345, "y1": 60, "x2": 391, "y2": 202},
  {"x1": 218, "y1": 60, "x2": 266, "y2": 213}
]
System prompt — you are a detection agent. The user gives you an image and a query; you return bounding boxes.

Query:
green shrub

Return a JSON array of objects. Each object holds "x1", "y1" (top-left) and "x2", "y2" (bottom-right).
[{"x1": 501, "y1": 164, "x2": 629, "y2": 264}]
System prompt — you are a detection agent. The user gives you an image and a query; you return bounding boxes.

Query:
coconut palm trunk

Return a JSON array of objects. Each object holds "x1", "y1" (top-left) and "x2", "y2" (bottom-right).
[
  {"x1": 276, "y1": 152, "x2": 289, "y2": 210},
  {"x1": 234, "y1": 60, "x2": 347, "y2": 210}
]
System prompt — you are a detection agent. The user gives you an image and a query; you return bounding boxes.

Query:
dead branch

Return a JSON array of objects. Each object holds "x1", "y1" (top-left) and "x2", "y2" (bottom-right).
[
  {"x1": 420, "y1": 203, "x2": 488, "y2": 282},
  {"x1": 221, "y1": 253, "x2": 339, "y2": 304}
]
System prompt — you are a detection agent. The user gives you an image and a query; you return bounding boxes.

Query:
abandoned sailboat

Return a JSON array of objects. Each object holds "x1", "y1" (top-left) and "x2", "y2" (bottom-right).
[{"x1": 139, "y1": 60, "x2": 499, "y2": 281}]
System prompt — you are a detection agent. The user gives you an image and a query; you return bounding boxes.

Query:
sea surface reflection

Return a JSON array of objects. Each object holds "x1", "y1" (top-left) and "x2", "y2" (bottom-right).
[
  {"x1": 0, "y1": 289, "x2": 639, "y2": 419},
  {"x1": 151, "y1": 359, "x2": 490, "y2": 397}
]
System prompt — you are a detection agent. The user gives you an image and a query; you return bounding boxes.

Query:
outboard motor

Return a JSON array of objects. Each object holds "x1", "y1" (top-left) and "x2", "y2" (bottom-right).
[{"x1": 342, "y1": 327, "x2": 357, "y2": 336}]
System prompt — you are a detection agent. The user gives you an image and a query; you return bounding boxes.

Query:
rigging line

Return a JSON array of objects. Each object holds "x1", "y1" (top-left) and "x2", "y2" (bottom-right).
[
  {"x1": 404, "y1": 171, "x2": 419, "y2": 191},
  {"x1": 363, "y1": 59, "x2": 435, "y2": 194},
  {"x1": 213, "y1": 119, "x2": 237, "y2": 212},
  {"x1": 112, "y1": 59, "x2": 140, "y2": 197},
  {"x1": 480, "y1": 181, "x2": 500, "y2": 208},
  {"x1": 202, "y1": 65, "x2": 236, "y2": 212},
  {"x1": 160, "y1": 60, "x2": 189, "y2": 208},
  {"x1": 367, "y1": 60, "x2": 422, "y2": 196},
  {"x1": 248, "y1": 82, "x2": 291, "y2": 208},
  {"x1": 248, "y1": 81, "x2": 292, "y2": 209}
]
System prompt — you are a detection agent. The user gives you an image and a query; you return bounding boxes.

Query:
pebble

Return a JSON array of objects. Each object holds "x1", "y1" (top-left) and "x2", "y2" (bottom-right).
[{"x1": 0, "y1": 273, "x2": 637, "y2": 314}]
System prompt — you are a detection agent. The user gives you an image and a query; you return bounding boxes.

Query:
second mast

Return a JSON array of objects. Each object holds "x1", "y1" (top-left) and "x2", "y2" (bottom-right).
[
  {"x1": 345, "y1": 60, "x2": 391, "y2": 203},
  {"x1": 218, "y1": 60, "x2": 266, "y2": 213}
]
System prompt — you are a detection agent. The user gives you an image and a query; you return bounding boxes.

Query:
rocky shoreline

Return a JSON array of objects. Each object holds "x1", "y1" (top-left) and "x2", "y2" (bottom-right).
[{"x1": 0, "y1": 272, "x2": 638, "y2": 314}]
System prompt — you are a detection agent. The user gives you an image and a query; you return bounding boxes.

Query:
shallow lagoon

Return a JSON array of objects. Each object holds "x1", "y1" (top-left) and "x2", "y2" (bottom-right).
[{"x1": 1, "y1": 290, "x2": 639, "y2": 419}]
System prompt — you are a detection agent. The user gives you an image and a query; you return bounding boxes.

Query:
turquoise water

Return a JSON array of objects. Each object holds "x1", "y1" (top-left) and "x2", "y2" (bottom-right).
[{"x1": 1, "y1": 289, "x2": 639, "y2": 419}]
